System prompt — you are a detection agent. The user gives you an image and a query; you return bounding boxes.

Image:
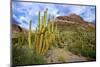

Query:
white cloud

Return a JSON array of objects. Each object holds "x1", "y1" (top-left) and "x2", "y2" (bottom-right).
[
  {"x1": 68, "y1": 6, "x2": 87, "y2": 15},
  {"x1": 19, "y1": 16, "x2": 29, "y2": 23},
  {"x1": 12, "y1": 2, "x2": 96, "y2": 30},
  {"x1": 13, "y1": 14, "x2": 22, "y2": 24}
]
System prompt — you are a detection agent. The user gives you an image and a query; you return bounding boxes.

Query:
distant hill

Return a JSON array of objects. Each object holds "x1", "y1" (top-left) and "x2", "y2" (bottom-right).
[
  {"x1": 11, "y1": 13, "x2": 95, "y2": 37},
  {"x1": 12, "y1": 24, "x2": 22, "y2": 32},
  {"x1": 11, "y1": 19, "x2": 29, "y2": 38},
  {"x1": 11, "y1": 18, "x2": 24, "y2": 38},
  {"x1": 55, "y1": 13, "x2": 95, "y2": 30},
  {"x1": 56, "y1": 14, "x2": 84, "y2": 24}
]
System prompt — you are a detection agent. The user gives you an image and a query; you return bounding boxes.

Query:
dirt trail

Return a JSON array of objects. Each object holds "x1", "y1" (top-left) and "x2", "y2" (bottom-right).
[{"x1": 47, "y1": 48, "x2": 87, "y2": 63}]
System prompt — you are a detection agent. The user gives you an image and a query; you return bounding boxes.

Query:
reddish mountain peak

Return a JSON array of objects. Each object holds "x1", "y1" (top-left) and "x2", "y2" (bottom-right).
[
  {"x1": 69, "y1": 13, "x2": 78, "y2": 17},
  {"x1": 56, "y1": 13, "x2": 84, "y2": 23},
  {"x1": 68, "y1": 13, "x2": 83, "y2": 20},
  {"x1": 55, "y1": 13, "x2": 95, "y2": 29}
]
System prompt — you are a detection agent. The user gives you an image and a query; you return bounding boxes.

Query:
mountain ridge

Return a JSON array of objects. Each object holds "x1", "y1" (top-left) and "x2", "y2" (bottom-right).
[{"x1": 55, "y1": 13, "x2": 95, "y2": 29}]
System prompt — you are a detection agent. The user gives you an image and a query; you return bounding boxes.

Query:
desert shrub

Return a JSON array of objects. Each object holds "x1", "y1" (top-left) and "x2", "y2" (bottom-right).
[
  {"x1": 58, "y1": 56, "x2": 65, "y2": 63},
  {"x1": 66, "y1": 29, "x2": 96, "y2": 59},
  {"x1": 58, "y1": 24, "x2": 96, "y2": 59},
  {"x1": 12, "y1": 44, "x2": 47, "y2": 66},
  {"x1": 12, "y1": 32, "x2": 28, "y2": 47},
  {"x1": 12, "y1": 31, "x2": 47, "y2": 66}
]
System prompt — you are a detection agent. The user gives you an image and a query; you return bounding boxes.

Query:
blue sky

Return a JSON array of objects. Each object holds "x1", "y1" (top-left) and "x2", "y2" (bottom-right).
[{"x1": 12, "y1": 2, "x2": 96, "y2": 30}]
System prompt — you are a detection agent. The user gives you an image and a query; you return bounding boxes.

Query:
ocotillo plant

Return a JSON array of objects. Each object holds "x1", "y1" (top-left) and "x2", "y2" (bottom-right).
[
  {"x1": 28, "y1": 20, "x2": 32, "y2": 49},
  {"x1": 33, "y1": 8, "x2": 58, "y2": 55}
]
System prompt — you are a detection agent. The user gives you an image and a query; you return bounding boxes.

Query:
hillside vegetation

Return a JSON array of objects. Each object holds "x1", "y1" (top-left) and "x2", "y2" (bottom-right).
[{"x1": 12, "y1": 9, "x2": 96, "y2": 66}]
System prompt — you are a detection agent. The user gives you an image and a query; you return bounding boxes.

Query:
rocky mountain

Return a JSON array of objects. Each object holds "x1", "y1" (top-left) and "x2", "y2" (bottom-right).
[
  {"x1": 56, "y1": 14, "x2": 84, "y2": 23},
  {"x1": 55, "y1": 13, "x2": 95, "y2": 29},
  {"x1": 12, "y1": 24, "x2": 22, "y2": 32},
  {"x1": 11, "y1": 13, "x2": 95, "y2": 34},
  {"x1": 12, "y1": 18, "x2": 23, "y2": 38}
]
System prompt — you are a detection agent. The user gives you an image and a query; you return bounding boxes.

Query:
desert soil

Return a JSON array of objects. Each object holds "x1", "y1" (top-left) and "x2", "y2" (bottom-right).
[{"x1": 46, "y1": 48, "x2": 87, "y2": 63}]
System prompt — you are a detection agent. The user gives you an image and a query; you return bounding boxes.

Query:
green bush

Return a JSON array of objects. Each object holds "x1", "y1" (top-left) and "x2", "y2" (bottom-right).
[
  {"x1": 12, "y1": 44, "x2": 47, "y2": 65},
  {"x1": 66, "y1": 29, "x2": 96, "y2": 59},
  {"x1": 58, "y1": 24, "x2": 96, "y2": 59}
]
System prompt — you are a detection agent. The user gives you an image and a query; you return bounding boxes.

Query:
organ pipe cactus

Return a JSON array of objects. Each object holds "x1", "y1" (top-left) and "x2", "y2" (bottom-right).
[
  {"x1": 16, "y1": 8, "x2": 58, "y2": 55},
  {"x1": 38, "y1": 11, "x2": 41, "y2": 31},
  {"x1": 52, "y1": 16, "x2": 54, "y2": 33},
  {"x1": 38, "y1": 16, "x2": 45, "y2": 54},
  {"x1": 33, "y1": 8, "x2": 58, "y2": 55}
]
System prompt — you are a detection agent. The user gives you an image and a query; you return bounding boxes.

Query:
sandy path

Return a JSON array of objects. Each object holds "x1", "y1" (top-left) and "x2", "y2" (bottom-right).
[{"x1": 47, "y1": 48, "x2": 87, "y2": 63}]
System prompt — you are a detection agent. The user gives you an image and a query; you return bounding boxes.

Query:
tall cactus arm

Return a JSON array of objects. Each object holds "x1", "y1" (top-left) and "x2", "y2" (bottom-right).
[
  {"x1": 43, "y1": 32, "x2": 50, "y2": 55},
  {"x1": 47, "y1": 14, "x2": 51, "y2": 33},
  {"x1": 28, "y1": 20, "x2": 32, "y2": 49},
  {"x1": 41, "y1": 16, "x2": 45, "y2": 33},
  {"x1": 52, "y1": 16, "x2": 54, "y2": 33},
  {"x1": 38, "y1": 11, "x2": 41, "y2": 31},
  {"x1": 55, "y1": 23, "x2": 58, "y2": 32},
  {"x1": 43, "y1": 8, "x2": 48, "y2": 27}
]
